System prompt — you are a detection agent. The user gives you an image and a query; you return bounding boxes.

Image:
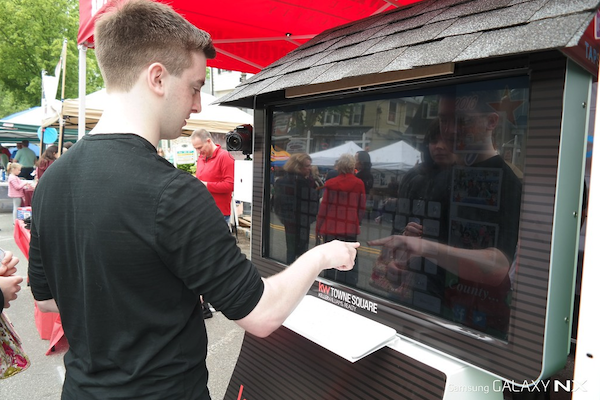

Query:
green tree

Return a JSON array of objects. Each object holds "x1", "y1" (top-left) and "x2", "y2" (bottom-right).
[{"x1": 0, "y1": 0, "x2": 104, "y2": 117}]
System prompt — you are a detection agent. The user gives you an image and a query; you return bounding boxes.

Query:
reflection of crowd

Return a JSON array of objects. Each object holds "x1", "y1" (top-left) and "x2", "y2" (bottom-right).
[{"x1": 272, "y1": 150, "x2": 372, "y2": 269}]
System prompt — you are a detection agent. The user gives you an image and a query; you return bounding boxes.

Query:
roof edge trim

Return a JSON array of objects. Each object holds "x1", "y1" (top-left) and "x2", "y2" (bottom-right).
[{"x1": 285, "y1": 63, "x2": 455, "y2": 98}]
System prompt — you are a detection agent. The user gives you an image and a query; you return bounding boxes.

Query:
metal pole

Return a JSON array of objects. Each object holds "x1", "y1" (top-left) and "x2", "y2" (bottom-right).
[
  {"x1": 57, "y1": 39, "x2": 68, "y2": 156},
  {"x1": 78, "y1": 44, "x2": 88, "y2": 140}
]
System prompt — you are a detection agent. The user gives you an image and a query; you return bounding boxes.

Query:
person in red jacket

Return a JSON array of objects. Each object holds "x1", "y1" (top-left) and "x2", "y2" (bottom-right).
[
  {"x1": 191, "y1": 129, "x2": 235, "y2": 223},
  {"x1": 317, "y1": 153, "x2": 366, "y2": 286}
]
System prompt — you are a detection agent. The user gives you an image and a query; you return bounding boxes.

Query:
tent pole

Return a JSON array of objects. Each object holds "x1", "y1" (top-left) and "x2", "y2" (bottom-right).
[
  {"x1": 57, "y1": 40, "x2": 68, "y2": 156},
  {"x1": 78, "y1": 45, "x2": 87, "y2": 141},
  {"x1": 39, "y1": 70, "x2": 45, "y2": 151}
]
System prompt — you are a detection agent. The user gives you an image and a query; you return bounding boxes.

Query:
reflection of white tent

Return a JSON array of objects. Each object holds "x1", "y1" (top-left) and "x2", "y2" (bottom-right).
[
  {"x1": 62, "y1": 89, "x2": 252, "y2": 134},
  {"x1": 369, "y1": 141, "x2": 421, "y2": 171},
  {"x1": 309, "y1": 141, "x2": 363, "y2": 167}
]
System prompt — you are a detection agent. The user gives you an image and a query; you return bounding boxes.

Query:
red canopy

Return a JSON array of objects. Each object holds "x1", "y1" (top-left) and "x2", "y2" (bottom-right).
[{"x1": 78, "y1": 0, "x2": 422, "y2": 73}]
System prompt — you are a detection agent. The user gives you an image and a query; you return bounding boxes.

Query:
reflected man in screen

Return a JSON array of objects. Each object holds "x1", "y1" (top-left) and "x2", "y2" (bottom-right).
[
  {"x1": 369, "y1": 89, "x2": 522, "y2": 338},
  {"x1": 370, "y1": 120, "x2": 455, "y2": 302}
]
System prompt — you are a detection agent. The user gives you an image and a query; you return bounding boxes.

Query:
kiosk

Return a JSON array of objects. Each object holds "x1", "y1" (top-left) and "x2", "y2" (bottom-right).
[{"x1": 219, "y1": 1, "x2": 600, "y2": 398}]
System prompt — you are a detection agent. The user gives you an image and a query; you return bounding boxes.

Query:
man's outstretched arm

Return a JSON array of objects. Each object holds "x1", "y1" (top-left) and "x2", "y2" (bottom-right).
[{"x1": 235, "y1": 240, "x2": 359, "y2": 337}]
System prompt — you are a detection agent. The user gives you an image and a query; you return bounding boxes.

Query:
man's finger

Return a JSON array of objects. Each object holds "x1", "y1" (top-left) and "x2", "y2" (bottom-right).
[{"x1": 367, "y1": 236, "x2": 394, "y2": 246}]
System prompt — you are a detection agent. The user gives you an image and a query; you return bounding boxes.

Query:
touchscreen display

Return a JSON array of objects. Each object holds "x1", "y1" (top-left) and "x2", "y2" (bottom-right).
[{"x1": 267, "y1": 76, "x2": 528, "y2": 340}]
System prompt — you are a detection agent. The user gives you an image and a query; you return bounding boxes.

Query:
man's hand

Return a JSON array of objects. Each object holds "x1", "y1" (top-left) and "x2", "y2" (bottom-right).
[
  {"x1": 313, "y1": 240, "x2": 360, "y2": 272},
  {"x1": 0, "y1": 251, "x2": 19, "y2": 277},
  {"x1": 367, "y1": 235, "x2": 424, "y2": 268},
  {"x1": 1, "y1": 275, "x2": 23, "y2": 309},
  {"x1": 235, "y1": 239, "x2": 360, "y2": 338},
  {"x1": 403, "y1": 221, "x2": 423, "y2": 237}
]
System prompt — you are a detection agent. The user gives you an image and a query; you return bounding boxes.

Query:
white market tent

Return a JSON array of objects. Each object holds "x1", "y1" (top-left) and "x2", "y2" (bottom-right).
[
  {"x1": 309, "y1": 141, "x2": 363, "y2": 167},
  {"x1": 62, "y1": 89, "x2": 252, "y2": 135},
  {"x1": 369, "y1": 141, "x2": 421, "y2": 171},
  {"x1": 184, "y1": 92, "x2": 253, "y2": 134}
]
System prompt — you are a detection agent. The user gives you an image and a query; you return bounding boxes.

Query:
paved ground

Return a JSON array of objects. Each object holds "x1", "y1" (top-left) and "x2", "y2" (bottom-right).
[{"x1": 0, "y1": 211, "x2": 250, "y2": 400}]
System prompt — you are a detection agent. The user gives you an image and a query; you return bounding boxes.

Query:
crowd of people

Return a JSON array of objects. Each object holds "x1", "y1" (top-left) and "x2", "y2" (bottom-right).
[{"x1": 273, "y1": 150, "x2": 372, "y2": 286}]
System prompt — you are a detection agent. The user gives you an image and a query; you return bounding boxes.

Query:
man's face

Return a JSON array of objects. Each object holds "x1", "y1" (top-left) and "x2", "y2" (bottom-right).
[
  {"x1": 437, "y1": 95, "x2": 490, "y2": 153},
  {"x1": 300, "y1": 159, "x2": 312, "y2": 178},
  {"x1": 428, "y1": 134, "x2": 455, "y2": 168},
  {"x1": 160, "y1": 52, "x2": 207, "y2": 140},
  {"x1": 191, "y1": 136, "x2": 212, "y2": 158}
]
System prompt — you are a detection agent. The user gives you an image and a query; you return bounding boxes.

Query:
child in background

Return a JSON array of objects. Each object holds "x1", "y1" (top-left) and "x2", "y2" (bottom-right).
[{"x1": 7, "y1": 162, "x2": 33, "y2": 222}]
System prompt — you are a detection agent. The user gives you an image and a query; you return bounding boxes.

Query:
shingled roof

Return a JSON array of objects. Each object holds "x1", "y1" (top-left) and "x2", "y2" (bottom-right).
[{"x1": 219, "y1": 0, "x2": 600, "y2": 107}]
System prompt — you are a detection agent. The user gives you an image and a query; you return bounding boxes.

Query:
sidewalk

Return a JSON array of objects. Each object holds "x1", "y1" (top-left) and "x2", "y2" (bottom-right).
[{"x1": 0, "y1": 213, "x2": 250, "y2": 400}]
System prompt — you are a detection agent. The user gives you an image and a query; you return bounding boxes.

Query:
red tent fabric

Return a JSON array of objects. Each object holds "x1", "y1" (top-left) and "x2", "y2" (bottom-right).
[{"x1": 78, "y1": 0, "x2": 422, "y2": 73}]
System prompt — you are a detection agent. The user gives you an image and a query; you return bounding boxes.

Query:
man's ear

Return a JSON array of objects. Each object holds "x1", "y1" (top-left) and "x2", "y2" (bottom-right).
[
  {"x1": 147, "y1": 63, "x2": 166, "y2": 96},
  {"x1": 486, "y1": 112, "x2": 499, "y2": 130}
]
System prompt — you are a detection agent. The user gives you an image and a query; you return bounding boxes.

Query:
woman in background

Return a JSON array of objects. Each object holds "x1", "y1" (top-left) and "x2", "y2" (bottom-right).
[
  {"x1": 317, "y1": 154, "x2": 366, "y2": 286},
  {"x1": 36, "y1": 145, "x2": 59, "y2": 180},
  {"x1": 355, "y1": 150, "x2": 374, "y2": 194}
]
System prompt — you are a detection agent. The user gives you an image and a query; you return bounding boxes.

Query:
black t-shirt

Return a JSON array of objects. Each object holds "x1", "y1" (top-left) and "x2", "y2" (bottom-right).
[
  {"x1": 29, "y1": 134, "x2": 264, "y2": 399},
  {"x1": 453, "y1": 155, "x2": 522, "y2": 263}
]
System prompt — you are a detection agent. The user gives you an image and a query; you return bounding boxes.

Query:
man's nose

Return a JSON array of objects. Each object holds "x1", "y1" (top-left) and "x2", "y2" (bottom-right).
[
  {"x1": 434, "y1": 139, "x2": 446, "y2": 149},
  {"x1": 192, "y1": 92, "x2": 202, "y2": 114}
]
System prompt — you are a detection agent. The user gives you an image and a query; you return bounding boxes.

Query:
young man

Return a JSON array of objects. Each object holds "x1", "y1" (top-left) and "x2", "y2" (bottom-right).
[{"x1": 28, "y1": 1, "x2": 358, "y2": 399}]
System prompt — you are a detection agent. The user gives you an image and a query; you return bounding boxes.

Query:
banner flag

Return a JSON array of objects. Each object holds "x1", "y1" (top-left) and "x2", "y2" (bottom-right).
[{"x1": 41, "y1": 40, "x2": 67, "y2": 127}]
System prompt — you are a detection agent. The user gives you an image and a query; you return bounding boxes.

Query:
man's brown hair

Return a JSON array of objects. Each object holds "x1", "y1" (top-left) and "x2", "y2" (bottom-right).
[{"x1": 94, "y1": 0, "x2": 216, "y2": 91}]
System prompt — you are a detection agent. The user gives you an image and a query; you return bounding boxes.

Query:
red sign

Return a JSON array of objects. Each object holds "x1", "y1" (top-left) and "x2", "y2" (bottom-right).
[{"x1": 563, "y1": 13, "x2": 600, "y2": 76}]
